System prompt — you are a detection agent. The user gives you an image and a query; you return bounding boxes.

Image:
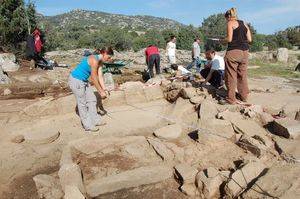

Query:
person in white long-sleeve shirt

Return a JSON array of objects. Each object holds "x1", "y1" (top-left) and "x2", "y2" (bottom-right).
[{"x1": 166, "y1": 35, "x2": 177, "y2": 65}]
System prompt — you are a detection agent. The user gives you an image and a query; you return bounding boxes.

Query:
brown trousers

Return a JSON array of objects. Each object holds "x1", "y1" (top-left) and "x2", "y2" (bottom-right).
[{"x1": 224, "y1": 49, "x2": 249, "y2": 104}]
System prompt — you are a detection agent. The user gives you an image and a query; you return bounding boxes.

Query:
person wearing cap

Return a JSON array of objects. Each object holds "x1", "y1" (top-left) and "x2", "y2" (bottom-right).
[{"x1": 200, "y1": 50, "x2": 225, "y2": 88}]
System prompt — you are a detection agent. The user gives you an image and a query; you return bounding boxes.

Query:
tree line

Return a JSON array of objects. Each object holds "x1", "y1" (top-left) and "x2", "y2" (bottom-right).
[{"x1": 0, "y1": 0, "x2": 299, "y2": 55}]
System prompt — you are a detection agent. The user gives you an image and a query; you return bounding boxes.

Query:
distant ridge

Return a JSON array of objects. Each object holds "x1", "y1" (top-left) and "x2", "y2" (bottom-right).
[{"x1": 38, "y1": 9, "x2": 185, "y2": 30}]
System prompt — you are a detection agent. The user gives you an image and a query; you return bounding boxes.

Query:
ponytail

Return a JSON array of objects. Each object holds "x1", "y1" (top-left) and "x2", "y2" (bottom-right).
[{"x1": 225, "y1": 8, "x2": 238, "y2": 20}]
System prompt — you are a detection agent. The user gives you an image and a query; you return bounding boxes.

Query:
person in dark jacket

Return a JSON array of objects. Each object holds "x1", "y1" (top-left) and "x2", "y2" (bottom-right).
[{"x1": 26, "y1": 28, "x2": 47, "y2": 69}]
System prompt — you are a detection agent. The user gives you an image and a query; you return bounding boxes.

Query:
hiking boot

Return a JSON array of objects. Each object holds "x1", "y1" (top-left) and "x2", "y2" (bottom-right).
[
  {"x1": 85, "y1": 127, "x2": 99, "y2": 132},
  {"x1": 95, "y1": 120, "x2": 107, "y2": 127}
]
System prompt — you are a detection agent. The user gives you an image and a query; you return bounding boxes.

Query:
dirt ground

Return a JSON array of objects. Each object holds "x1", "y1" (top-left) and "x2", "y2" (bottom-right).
[{"x1": 0, "y1": 60, "x2": 300, "y2": 198}]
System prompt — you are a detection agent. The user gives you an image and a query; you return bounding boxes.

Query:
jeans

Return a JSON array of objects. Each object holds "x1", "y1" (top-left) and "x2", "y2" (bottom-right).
[
  {"x1": 187, "y1": 57, "x2": 201, "y2": 72},
  {"x1": 68, "y1": 75, "x2": 101, "y2": 130},
  {"x1": 147, "y1": 54, "x2": 161, "y2": 78}
]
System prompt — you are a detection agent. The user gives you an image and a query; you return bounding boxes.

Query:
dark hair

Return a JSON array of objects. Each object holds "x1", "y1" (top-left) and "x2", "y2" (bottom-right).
[
  {"x1": 205, "y1": 49, "x2": 215, "y2": 54},
  {"x1": 94, "y1": 47, "x2": 114, "y2": 56},
  {"x1": 170, "y1": 35, "x2": 176, "y2": 40},
  {"x1": 194, "y1": 38, "x2": 200, "y2": 42},
  {"x1": 171, "y1": 64, "x2": 178, "y2": 71}
]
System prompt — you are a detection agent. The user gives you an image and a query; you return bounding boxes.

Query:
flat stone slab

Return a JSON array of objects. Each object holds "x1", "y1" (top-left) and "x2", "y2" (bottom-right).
[
  {"x1": 153, "y1": 124, "x2": 182, "y2": 140},
  {"x1": 198, "y1": 119, "x2": 236, "y2": 141},
  {"x1": 144, "y1": 85, "x2": 164, "y2": 101},
  {"x1": 274, "y1": 136, "x2": 300, "y2": 161},
  {"x1": 243, "y1": 163, "x2": 300, "y2": 198},
  {"x1": 231, "y1": 118, "x2": 273, "y2": 147},
  {"x1": 199, "y1": 100, "x2": 218, "y2": 121},
  {"x1": 147, "y1": 138, "x2": 174, "y2": 161},
  {"x1": 271, "y1": 118, "x2": 300, "y2": 139},
  {"x1": 70, "y1": 136, "x2": 147, "y2": 155},
  {"x1": 86, "y1": 165, "x2": 173, "y2": 197},
  {"x1": 23, "y1": 129, "x2": 60, "y2": 144},
  {"x1": 64, "y1": 185, "x2": 85, "y2": 199},
  {"x1": 225, "y1": 161, "x2": 266, "y2": 198},
  {"x1": 174, "y1": 163, "x2": 198, "y2": 184},
  {"x1": 33, "y1": 174, "x2": 63, "y2": 199}
]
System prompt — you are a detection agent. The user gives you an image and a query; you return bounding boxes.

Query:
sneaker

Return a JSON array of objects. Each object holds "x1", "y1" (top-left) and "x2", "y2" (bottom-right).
[
  {"x1": 85, "y1": 127, "x2": 99, "y2": 132},
  {"x1": 95, "y1": 120, "x2": 107, "y2": 127}
]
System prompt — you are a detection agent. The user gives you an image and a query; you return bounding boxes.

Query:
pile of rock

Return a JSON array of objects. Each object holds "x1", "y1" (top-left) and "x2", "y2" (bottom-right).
[{"x1": 28, "y1": 79, "x2": 300, "y2": 198}]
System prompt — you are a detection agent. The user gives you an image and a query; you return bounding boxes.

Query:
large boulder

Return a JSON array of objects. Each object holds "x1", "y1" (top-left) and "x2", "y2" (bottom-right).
[
  {"x1": 276, "y1": 48, "x2": 289, "y2": 63},
  {"x1": 0, "y1": 53, "x2": 20, "y2": 72}
]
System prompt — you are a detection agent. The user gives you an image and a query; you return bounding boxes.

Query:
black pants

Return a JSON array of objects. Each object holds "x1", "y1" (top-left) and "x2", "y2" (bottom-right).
[
  {"x1": 147, "y1": 54, "x2": 160, "y2": 78},
  {"x1": 200, "y1": 68, "x2": 224, "y2": 88}
]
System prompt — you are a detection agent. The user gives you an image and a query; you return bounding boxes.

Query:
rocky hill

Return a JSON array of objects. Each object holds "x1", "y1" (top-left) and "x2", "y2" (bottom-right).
[{"x1": 38, "y1": 9, "x2": 184, "y2": 31}]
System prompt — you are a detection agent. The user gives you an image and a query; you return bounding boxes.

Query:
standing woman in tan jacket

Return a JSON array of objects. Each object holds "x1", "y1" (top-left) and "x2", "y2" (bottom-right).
[{"x1": 221, "y1": 8, "x2": 252, "y2": 105}]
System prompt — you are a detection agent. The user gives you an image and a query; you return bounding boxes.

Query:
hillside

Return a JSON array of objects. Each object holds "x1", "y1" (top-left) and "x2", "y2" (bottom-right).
[{"x1": 38, "y1": 9, "x2": 184, "y2": 31}]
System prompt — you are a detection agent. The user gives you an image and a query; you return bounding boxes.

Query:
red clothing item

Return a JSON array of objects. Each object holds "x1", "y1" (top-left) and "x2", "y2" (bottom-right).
[
  {"x1": 34, "y1": 35, "x2": 43, "y2": 53},
  {"x1": 145, "y1": 46, "x2": 159, "y2": 61}
]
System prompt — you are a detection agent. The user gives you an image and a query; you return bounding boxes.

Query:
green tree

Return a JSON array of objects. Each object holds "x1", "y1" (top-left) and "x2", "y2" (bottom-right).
[
  {"x1": 0, "y1": 0, "x2": 37, "y2": 51},
  {"x1": 275, "y1": 32, "x2": 292, "y2": 49},
  {"x1": 201, "y1": 14, "x2": 227, "y2": 39},
  {"x1": 250, "y1": 34, "x2": 265, "y2": 52},
  {"x1": 286, "y1": 26, "x2": 300, "y2": 46},
  {"x1": 200, "y1": 13, "x2": 227, "y2": 51},
  {"x1": 26, "y1": 1, "x2": 37, "y2": 33},
  {"x1": 177, "y1": 25, "x2": 202, "y2": 50}
]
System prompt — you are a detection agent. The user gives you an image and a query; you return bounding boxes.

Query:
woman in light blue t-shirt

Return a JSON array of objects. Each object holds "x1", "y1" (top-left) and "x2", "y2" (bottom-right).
[{"x1": 69, "y1": 47, "x2": 114, "y2": 132}]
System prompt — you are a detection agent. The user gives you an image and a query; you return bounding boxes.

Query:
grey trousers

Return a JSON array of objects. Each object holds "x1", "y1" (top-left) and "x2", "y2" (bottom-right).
[{"x1": 68, "y1": 75, "x2": 100, "y2": 130}]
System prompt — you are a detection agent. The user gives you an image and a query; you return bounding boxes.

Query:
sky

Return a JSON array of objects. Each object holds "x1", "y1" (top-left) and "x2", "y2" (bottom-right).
[{"x1": 33, "y1": 0, "x2": 300, "y2": 34}]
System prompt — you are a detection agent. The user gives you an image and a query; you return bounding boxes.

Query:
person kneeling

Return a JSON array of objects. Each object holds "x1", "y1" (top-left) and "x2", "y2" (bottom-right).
[
  {"x1": 200, "y1": 50, "x2": 225, "y2": 88},
  {"x1": 171, "y1": 64, "x2": 192, "y2": 81}
]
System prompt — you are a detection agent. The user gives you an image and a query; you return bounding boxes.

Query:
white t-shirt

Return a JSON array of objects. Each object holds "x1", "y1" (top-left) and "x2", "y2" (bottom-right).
[
  {"x1": 166, "y1": 41, "x2": 176, "y2": 56},
  {"x1": 178, "y1": 65, "x2": 191, "y2": 75},
  {"x1": 211, "y1": 55, "x2": 225, "y2": 71},
  {"x1": 192, "y1": 42, "x2": 200, "y2": 58}
]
